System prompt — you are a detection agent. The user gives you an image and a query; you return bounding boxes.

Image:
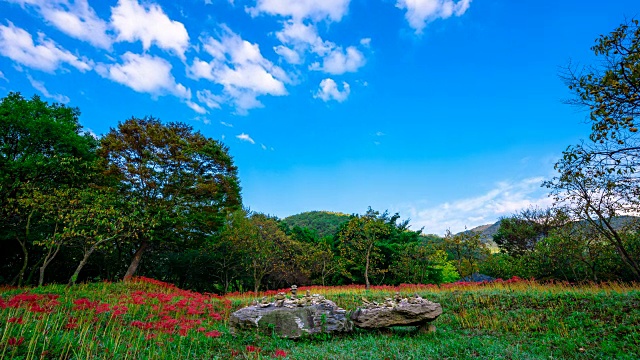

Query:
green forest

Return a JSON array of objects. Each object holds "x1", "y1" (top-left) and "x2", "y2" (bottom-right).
[{"x1": 1, "y1": 20, "x2": 640, "y2": 295}]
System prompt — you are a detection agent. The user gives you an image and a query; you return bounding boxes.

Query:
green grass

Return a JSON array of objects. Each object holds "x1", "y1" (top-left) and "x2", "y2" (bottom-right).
[{"x1": 1, "y1": 278, "x2": 639, "y2": 359}]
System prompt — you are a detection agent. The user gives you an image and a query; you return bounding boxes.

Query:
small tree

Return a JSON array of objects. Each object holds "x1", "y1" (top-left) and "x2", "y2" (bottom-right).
[{"x1": 546, "y1": 20, "x2": 640, "y2": 280}]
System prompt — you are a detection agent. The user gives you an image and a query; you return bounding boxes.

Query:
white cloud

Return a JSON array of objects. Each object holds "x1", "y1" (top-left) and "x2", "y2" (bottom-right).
[
  {"x1": 261, "y1": 144, "x2": 267, "y2": 150},
  {"x1": 0, "y1": 21, "x2": 92, "y2": 72},
  {"x1": 27, "y1": 74, "x2": 70, "y2": 103},
  {"x1": 274, "y1": 20, "x2": 365, "y2": 75},
  {"x1": 0, "y1": 70, "x2": 6, "y2": 81},
  {"x1": 186, "y1": 100, "x2": 207, "y2": 114},
  {"x1": 273, "y1": 45, "x2": 301, "y2": 64},
  {"x1": 311, "y1": 45, "x2": 364, "y2": 74},
  {"x1": 248, "y1": 0, "x2": 350, "y2": 22},
  {"x1": 111, "y1": 0, "x2": 190, "y2": 58},
  {"x1": 236, "y1": 133, "x2": 255, "y2": 144},
  {"x1": 400, "y1": 177, "x2": 552, "y2": 235},
  {"x1": 314, "y1": 78, "x2": 350, "y2": 102},
  {"x1": 9, "y1": 0, "x2": 112, "y2": 49},
  {"x1": 220, "y1": 121, "x2": 233, "y2": 127},
  {"x1": 96, "y1": 52, "x2": 189, "y2": 98},
  {"x1": 196, "y1": 89, "x2": 223, "y2": 109},
  {"x1": 360, "y1": 38, "x2": 371, "y2": 47},
  {"x1": 187, "y1": 26, "x2": 289, "y2": 113},
  {"x1": 397, "y1": 0, "x2": 472, "y2": 33}
]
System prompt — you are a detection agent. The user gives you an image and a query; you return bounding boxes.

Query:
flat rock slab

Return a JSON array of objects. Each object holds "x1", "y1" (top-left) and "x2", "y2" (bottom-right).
[
  {"x1": 229, "y1": 296, "x2": 353, "y2": 339},
  {"x1": 350, "y1": 296, "x2": 442, "y2": 329}
]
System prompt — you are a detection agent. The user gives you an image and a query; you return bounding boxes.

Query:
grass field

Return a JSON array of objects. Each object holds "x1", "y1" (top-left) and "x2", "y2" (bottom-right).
[{"x1": 1, "y1": 277, "x2": 639, "y2": 359}]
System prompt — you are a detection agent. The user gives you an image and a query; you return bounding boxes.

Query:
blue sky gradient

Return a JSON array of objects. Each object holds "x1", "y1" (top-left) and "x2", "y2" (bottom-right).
[{"x1": 1, "y1": 0, "x2": 638, "y2": 234}]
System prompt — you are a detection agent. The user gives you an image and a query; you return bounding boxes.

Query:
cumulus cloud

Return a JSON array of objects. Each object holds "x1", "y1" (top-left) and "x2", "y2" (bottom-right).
[
  {"x1": 397, "y1": 0, "x2": 472, "y2": 33},
  {"x1": 310, "y1": 45, "x2": 365, "y2": 74},
  {"x1": 275, "y1": 20, "x2": 365, "y2": 75},
  {"x1": 400, "y1": 177, "x2": 552, "y2": 235},
  {"x1": 314, "y1": 78, "x2": 350, "y2": 102},
  {"x1": 96, "y1": 52, "x2": 189, "y2": 98},
  {"x1": 111, "y1": 0, "x2": 190, "y2": 58},
  {"x1": 9, "y1": 0, "x2": 112, "y2": 49},
  {"x1": 187, "y1": 26, "x2": 289, "y2": 113},
  {"x1": 27, "y1": 74, "x2": 70, "y2": 103},
  {"x1": 0, "y1": 21, "x2": 92, "y2": 72},
  {"x1": 248, "y1": 0, "x2": 351, "y2": 22},
  {"x1": 236, "y1": 133, "x2": 255, "y2": 144}
]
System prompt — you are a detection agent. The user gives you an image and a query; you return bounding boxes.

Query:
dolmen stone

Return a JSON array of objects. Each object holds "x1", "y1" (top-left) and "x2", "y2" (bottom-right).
[
  {"x1": 229, "y1": 291, "x2": 353, "y2": 339},
  {"x1": 350, "y1": 293, "x2": 442, "y2": 331}
]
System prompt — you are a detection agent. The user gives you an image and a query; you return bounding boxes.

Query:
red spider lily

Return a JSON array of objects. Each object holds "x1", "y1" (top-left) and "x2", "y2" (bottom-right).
[
  {"x1": 73, "y1": 298, "x2": 98, "y2": 310},
  {"x1": 178, "y1": 328, "x2": 188, "y2": 336},
  {"x1": 145, "y1": 333, "x2": 157, "y2": 340},
  {"x1": 273, "y1": 349, "x2": 288, "y2": 358},
  {"x1": 7, "y1": 337, "x2": 24, "y2": 346},
  {"x1": 111, "y1": 305, "x2": 128, "y2": 317},
  {"x1": 209, "y1": 312, "x2": 222, "y2": 321},
  {"x1": 96, "y1": 303, "x2": 111, "y2": 314},
  {"x1": 8, "y1": 317, "x2": 24, "y2": 324},
  {"x1": 130, "y1": 320, "x2": 153, "y2": 330},
  {"x1": 65, "y1": 317, "x2": 79, "y2": 330},
  {"x1": 205, "y1": 330, "x2": 221, "y2": 338},
  {"x1": 230, "y1": 350, "x2": 240, "y2": 357},
  {"x1": 246, "y1": 345, "x2": 260, "y2": 352}
]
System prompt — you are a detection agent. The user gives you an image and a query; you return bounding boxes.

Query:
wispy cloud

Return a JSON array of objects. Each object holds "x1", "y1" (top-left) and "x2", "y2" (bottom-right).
[
  {"x1": 236, "y1": 133, "x2": 255, "y2": 144},
  {"x1": 0, "y1": 21, "x2": 92, "y2": 73},
  {"x1": 397, "y1": 0, "x2": 472, "y2": 34},
  {"x1": 220, "y1": 121, "x2": 233, "y2": 127},
  {"x1": 398, "y1": 177, "x2": 552, "y2": 235},
  {"x1": 27, "y1": 74, "x2": 70, "y2": 103},
  {"x1": 0, "y1": 70, "x2": 6, "y2": 82},
  {"x1": 9, "y1": 0, "x2": 112, "y2": 49}
]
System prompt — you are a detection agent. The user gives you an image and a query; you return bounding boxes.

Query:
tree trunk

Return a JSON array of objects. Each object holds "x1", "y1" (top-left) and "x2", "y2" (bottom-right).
[
  {"x1": 12, "y1": 237, "x2": 28, "y2": 287},
  {"x1": 123, "y1": 241, "x2": 149, "y2": 282},
  {"x1": 69, "y1": 236, "x2": 114, "y2": 285},
  {"x1": 39, "y1": 243, "x2": 61, "y2": 286},
  {"x1": 365, "y1": 243, "x2": 372, "y2": 290}
]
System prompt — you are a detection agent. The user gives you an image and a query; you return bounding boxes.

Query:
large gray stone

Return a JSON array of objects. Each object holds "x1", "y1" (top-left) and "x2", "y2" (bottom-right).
[
  {"x1": 229, "y1": 294, "x2": 353, "y2": 339},
  {"x1": 350, "y1": 295, "x2": 442, "y2": 329}
]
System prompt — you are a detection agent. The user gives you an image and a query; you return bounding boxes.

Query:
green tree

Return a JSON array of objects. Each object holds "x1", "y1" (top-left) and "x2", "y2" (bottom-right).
[
  {"x1": 337, "y1": 208, "x2": 392, "y2": 290},
  {"x1": 98, "y1": 117, "x2": 241, "y2": 281},
  {"x1": 443, "y1": 230, "x2": 489, "y2": 278},
  {"x1": 0, "y1": 93, "x2": 96, "y2": 286},
  {"x1": 493, "y1": 207, "x2": 569, "y2": 257},
  {"x1": 547, "y1": 20, "x2": 640, "y2": 280}
]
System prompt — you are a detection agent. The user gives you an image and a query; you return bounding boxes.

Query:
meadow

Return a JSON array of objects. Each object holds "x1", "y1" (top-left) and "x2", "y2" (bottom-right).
[{"x1": 1, "y1": 277, "x2": 639, "y2": 359}]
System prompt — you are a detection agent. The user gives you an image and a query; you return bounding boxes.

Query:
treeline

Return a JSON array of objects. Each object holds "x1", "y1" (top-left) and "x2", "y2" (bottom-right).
[{"x1": 0, "y1": 93, "x2": 476, "y2": 293}]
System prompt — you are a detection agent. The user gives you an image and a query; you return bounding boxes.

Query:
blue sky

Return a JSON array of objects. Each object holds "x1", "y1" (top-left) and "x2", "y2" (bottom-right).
[{"x1": 0, "y1": 0, "x2": 638, "y2": 234}]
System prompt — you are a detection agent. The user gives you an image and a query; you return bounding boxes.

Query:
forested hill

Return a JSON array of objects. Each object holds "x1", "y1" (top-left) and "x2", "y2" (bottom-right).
[{"x1": 282, "y1": 211, "x2": 351, "y2": 238}]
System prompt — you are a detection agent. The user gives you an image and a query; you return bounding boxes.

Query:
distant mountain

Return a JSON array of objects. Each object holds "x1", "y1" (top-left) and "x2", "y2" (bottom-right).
[
  {"x1": 461, "y1": 215, "x2": 640, "y2": 246},
  {"x1": 463, "y1": 221, "x2": 502, "y2": 245},
  {"x1": 282, "y1": 211, "x2": 351, "y2": 238}
]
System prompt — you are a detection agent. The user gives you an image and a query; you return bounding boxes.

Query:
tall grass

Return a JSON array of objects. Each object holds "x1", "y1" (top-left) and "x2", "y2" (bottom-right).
[{"x1": 1, "y1": 277, "x2": 639, "y2": 359}]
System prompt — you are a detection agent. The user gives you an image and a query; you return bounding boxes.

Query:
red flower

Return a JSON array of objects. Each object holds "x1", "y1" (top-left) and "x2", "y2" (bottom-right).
[
  {"x1": 145, "y1": 333, "x2": 158, "y2": 340},
  {"x1": 273, "y1": 349, "x2": 288, "y2": 358},
  {"x1": 65, "y1": 318, "x2": 79, "y2": 330},
  {"x1": 205, "y1": 330, "x2": 221, "y2": 338},
  {"x1": 230, "y1": 350, "x2": 240, "y2": 357},
  {"x1": 246, "y1": 345, "x2": 260, "y2": 352},
  {"x1": 8, "y1": 337, "x2": 24, "y2": 346},
  {"x1": 8, "y1": 317, "x2": 24, "y2": 324}
]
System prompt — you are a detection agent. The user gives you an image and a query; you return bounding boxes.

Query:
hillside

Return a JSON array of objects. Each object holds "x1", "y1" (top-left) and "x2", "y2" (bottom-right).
[{"x1": 282, "y1": 211, "x2": 351, "y2": 238}]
